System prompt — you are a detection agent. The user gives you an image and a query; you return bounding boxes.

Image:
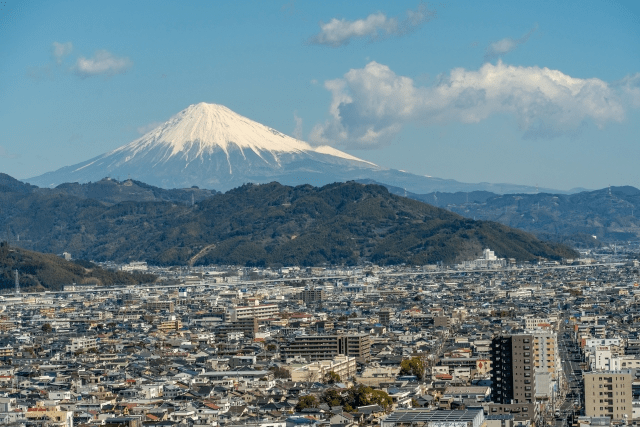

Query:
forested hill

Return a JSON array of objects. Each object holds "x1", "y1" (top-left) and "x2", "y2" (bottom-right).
[
  {"x1": 357, "y1": 178, "x2": 640, "y2": 246},
  {"x1": 1, "y1": 176, "x2": 577, "y2": 266},
  {"x1": 0, "y1": 243, "x2": 157, "y2": 291}
]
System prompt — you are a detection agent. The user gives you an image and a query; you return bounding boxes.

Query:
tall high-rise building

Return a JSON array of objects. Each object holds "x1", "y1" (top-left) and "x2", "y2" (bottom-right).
[
  {"x1": 489, "y1": 334, "x2": 537, "y2": 423},
  {"x1": 491, "y1": 334, "x2": 536, "y2": 404},
  {"x1": 527, "y1": 329, "x2": 562, "y2": 398}
]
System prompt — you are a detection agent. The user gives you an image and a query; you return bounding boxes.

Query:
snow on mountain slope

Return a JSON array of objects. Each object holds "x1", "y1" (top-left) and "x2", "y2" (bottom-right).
[
  {"x1": 117, "y1": 103, "x2": 315, "y2": 161},
  {"x1": 27, "y1": 102, "x2": 554, "y2": 194},
  {"x1": 28, "y1": 103, "x2": 382, "y2": 191}
]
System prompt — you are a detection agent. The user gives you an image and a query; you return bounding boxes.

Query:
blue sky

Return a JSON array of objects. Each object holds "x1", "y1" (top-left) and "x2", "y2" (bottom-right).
[{"x1": 1, "y1": 0, "x2": 639, "y2": 191}]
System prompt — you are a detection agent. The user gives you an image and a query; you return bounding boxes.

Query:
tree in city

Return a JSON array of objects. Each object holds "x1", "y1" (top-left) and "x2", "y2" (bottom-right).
[
  {"x1": 399, "y1": 356, "x2": 425, "y2": 380},
  {"x1": 325, "y1": 371, "x2": 340, "y2": 384},
  {"x1": 269, "y1": 366, "x2": 291, "y2": 379},
  {"x1": 330, "y1": 385, "x2": 393, "y2": 413},
  {"x1": 295, "y1": 395, "x2": 318, "y2": 411},
  {"x1": 41, "y1": 323, "x2": 52, "y2": 333},
  {"x1": 321, "y1": 389, "x2": 344, "y2": 407}
]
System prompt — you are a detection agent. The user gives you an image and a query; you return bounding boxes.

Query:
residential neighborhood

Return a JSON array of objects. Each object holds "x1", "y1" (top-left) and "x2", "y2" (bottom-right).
[{"x1": 1, "y1": 245, "x2": 640, "y2": 427}]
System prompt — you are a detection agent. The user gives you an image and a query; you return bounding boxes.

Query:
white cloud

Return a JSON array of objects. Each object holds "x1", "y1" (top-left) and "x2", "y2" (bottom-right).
[
  {"x1": 293, "y1": 112, "x2": 303, "y2": 140},
  {"x1": 310, "y1": 61, "x2": 633, "y2": 148},
  {"x1": 73, "y1": 50, "x2": 132, "y2": 78},
  {"x1": 616, "y1": 73, "x2": 640, "y2": 108},
  {"x1": 485, "y1": 25, "x2": 537, "y2": 61},
  {"x1": 137, "y1": 122, "x2": 163, "y2": 135},
  {"x1": 52, "y1": 41, "x2": 73, "y2": 64},
  {"x1": 309, "y1": 3, "x2": 435, "y2": 47}
]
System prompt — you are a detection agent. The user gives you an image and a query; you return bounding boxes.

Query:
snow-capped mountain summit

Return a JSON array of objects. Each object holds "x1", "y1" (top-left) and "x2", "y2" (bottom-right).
[
  {"x1": 117, "y1": 102, "x2": 375, "y2": 172},
  {"x1": 27, "y1": 102, "x2": 551, "y2": 194},
  {"x1": 28, "y1": 102, "x2": 382, "y2": 191}
]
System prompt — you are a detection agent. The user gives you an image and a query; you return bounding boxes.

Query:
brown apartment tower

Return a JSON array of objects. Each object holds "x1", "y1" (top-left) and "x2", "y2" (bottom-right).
[
  {"x1": 489, "y1": 334, "x2": 537, "y2": 423},
  {"x1": 491, "y1": 334, "x2": 536, "y2": 403}
]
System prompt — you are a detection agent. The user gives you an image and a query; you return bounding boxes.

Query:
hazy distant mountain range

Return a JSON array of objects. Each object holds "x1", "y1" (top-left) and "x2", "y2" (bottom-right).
[
  {"x1": 27, "y1": 102, "x2": 563, "y2": 195},
  {"x1": 358, "y1": 179, "x2": 640, "y2": 246},
  {"x1": 0, "y1": 174, "x2": 576, "y2": 266}
]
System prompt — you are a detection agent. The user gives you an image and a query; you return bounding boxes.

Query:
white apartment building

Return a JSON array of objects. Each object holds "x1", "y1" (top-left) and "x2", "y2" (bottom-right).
[
  {"x1": 291, "y1": 355, "x2": 356, "y2": 383},
  {"x1": 584, "y1": 338, "x2": 622, "y2": 353},
  {"x1": 525, "y1": 329, "x2": 562, "y2": 399},
  {"x1": 227, "y1": 303, "x2": 279, "y2": 322},
  {"x1": 524, "y1": 315, "x2": 552, "y2": 330},
  {"x1": 459, "y1": 248, "x2": 507, "y2": 269},
  {"x1": 66, "y1": 337, "x2": 98, "y2": 353},
  {"x1": 592, "y1": 346, "x2": 614, "y2": 371},
  {"x1": 120, "y1": 261, "x2": 148, "y2": 271},
  {"x1": 612, "y1": 356, "x2": 640, "y2": 370}
]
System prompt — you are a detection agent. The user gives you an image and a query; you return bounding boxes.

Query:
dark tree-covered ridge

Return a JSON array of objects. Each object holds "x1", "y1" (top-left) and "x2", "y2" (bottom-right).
[
  {"x1": 0, "y1": 242, "x2": 156, "y2": 291},
  {"x1": 0, "y1": 175, "x2": 578, "y2": 267}
]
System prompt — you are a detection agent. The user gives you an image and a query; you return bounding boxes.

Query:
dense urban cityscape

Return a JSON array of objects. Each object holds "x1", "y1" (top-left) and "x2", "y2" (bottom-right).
[{"x1": 1, "y1": 244, "x2": 639, "y2": 427}]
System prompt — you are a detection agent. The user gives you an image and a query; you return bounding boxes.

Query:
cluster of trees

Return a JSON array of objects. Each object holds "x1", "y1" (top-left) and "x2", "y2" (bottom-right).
[
  {"x1": 295, "y1": 385, "x2": 393, "y2": 413},
  {"x1": 399, "y1": 356, "x2": 426, "y2": 380},
  {"x1": 325, "y1": 371, "x2": 340, "y2": 384},
  {"x1": 269, "y1": 366, "x2": 291, "y2": 379}
]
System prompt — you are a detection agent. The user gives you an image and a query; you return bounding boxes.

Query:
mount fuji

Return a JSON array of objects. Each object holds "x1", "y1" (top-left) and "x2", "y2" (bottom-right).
[{"x1": 28, "y1": 102, "x2": 553, "y2": 194}]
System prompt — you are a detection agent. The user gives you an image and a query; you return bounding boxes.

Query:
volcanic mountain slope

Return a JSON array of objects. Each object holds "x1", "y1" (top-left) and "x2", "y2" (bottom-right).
[
  {"x1": 2, "y1": 177, "x2": 577, "y2": 266},
  {"x1": 28, "y1": 103, "x2": 380, "y2": 191},
  {"x1": 28, "y1": 102, "x2": 553, "y2": 194}
]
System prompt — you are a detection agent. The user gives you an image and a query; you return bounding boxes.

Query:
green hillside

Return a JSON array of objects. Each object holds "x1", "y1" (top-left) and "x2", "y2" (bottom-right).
[
  {"x1": 0, "y1": 242, "x2": 157, "y2": 291},
  {"x1": 0, "y1": 175, "x2": 578, "y2": 267}
]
